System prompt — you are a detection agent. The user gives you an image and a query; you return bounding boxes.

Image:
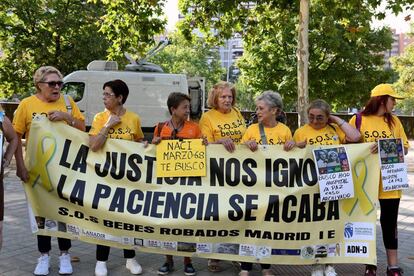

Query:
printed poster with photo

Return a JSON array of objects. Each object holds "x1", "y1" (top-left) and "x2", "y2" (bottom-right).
[
  {"x1": 378, "y1": 138, "x2": 408, "y2": 191},
  {"x1": 313, "y1": 146, "x2": 354, "y2": 202}
]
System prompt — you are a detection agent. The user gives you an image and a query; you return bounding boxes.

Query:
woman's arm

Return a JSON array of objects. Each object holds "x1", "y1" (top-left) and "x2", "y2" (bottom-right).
[
  {"x1": 47, "y1": 110, "x2": 86, "y2": 131},
  {"x1": 15, "y1": 133, "x2": 29, "y2": 182},
  {"x1": 330, "y1": 115, "x2": 361, "y2": 142},
  {"x1": 89, "y1": 126, "x2": 110, "y2": 152},
  {"x1": 2, "y1": 117, "x2": 18, "y2": 168}
]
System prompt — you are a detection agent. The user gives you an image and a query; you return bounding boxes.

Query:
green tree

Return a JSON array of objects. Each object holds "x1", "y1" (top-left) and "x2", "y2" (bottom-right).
[
  {"x1": 148, "y1": 32, "x2": 225, "y2": 92},
  {"x1": 92, "y1": 0, "x2": 167, "y2": 61},
  {"x1": 179, "y1": 0, "x2": 414, "y2": 110},
  {"x1": 0, "y1": 0, "x2": 109, "y2": 98},
  {"x1": 0, "y1": 0, "x2": 169, "y2": 99},
  {"x1": 391, "y1": 43, "x2": 414, "y2": 114}
]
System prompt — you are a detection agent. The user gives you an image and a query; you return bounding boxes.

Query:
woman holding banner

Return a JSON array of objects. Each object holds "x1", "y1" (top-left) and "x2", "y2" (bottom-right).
[
  {"x1": 199, "y1": 81, "x2": 246, "y2": 272},
  {"x1": 13, "y1": 66, "x2": 85, "y2": 275},
  {"x1": 199, "y1": 81, "x2": 246, "y2": 153},
  {"x1": 239, "y1": 90, "x2": 294, "y2": 276},
  {"x1": 0, "y1": 108, "x2": 18, "y2": 251},
  {"x1": 152, "y1": 92, "x2": 202, "y2": 276},
  {"x1": 89, "y1": 79, "x2": 144, "y2": 276},
  {"x1": 293, "y1": 99, "x2": 360, "y2": 276},
  {"x1": 349, "y1": 84, "x2": 408, "y2": 276},
  {"x1": 242, "y1": 90, "x2": 295, "y2": 151}
]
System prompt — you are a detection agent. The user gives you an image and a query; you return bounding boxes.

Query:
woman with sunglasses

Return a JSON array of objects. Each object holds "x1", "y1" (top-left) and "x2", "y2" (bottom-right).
[
  {"x1": 349, "y1": 84, "x2": 408, "y2": 276},
  {"x1": 13, "y1": 66, "x2": 85, "y2": 275},
  {"x1": 89, "y1": 79, "x2": 144, "y2": 276},
  {"x1": 293, "y1": 99, "x2": 360, "y2": 276}
]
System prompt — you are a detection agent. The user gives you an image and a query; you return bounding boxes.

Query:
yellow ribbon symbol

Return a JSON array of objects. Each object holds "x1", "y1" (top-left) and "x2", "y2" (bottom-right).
[
  {"x1": 342, "y1": 158, "x2": 375, "y2": 216},
  {"x1": 29, "y1": 133, "x2": 57, "y2": 192}
]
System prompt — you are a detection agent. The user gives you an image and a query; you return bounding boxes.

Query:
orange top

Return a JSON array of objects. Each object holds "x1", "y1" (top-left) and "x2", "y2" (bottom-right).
[{"x1": 154, "y1": 120, "x2": 202, "y2": 140}]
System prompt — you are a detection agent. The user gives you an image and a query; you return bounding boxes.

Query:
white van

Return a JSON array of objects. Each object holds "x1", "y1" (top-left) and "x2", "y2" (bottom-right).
[{"x1": 62, "y1": 60, "x2": 205, "y2": 135}]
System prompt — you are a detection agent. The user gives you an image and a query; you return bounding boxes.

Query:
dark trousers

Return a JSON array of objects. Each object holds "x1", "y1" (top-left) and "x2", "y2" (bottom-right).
[
  {"x1": 240, "y1": 262, "x2": 271, "y2": 271},
  {"x1": 379, "y1": 198, "x2": 400, "y2": 249},
  {"x1": 37, "y1": 235, "x2": 71, "y2": 253},
  {"x1": 96, "y1": 244, "x2": 135, "y2": 261},
  {"x1": 165, "y1": 255, "x2": 191, "y2": 264}
]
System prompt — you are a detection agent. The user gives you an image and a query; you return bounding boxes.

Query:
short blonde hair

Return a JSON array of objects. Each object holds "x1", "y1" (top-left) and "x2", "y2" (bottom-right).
[
  {"x1": 207, "y1": 81, "x2": 236, "y2": 108},
  {"x1": 33, "y1": 66, "x2": 63, "y2": 93}
]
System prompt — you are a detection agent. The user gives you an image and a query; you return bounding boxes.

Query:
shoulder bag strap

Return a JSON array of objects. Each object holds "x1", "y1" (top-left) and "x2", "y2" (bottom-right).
[
  {"x1": 259, "y1": 123, "x2": 267, "y2": 145},
  {"x1": 63, "y1": 95, "x2": 73, "y2": 115}
]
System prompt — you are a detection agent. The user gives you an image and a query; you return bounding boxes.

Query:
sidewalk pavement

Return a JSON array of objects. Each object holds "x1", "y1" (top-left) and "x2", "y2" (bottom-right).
[{"x1": 1, "y1": 144, "x2": 414, "y2": 276}]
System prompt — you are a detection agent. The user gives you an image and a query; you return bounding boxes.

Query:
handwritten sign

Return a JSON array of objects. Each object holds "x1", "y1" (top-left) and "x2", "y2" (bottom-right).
[
  {"x1": 379, "y1": 138, "x2": 408, "y2": 191},
  {"x1": 156, "y1": 139, "x2": 206, "y2": 177},
  {"x1": 313, "y1": 146, "x2": 354, "y2": 202}
]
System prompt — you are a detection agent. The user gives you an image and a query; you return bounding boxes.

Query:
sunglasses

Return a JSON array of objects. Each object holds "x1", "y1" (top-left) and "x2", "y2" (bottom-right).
[
  {"x1": 308, "y1": 115, "x2": 326, "y2": 122},
  {"x1": 39, "y1": 81, "x2": 64, "y2": 88}
]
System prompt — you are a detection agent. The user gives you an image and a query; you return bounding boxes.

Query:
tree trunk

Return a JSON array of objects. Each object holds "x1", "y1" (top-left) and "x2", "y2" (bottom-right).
[{"x1": 297, "y1": 0, "x2": 309, "y2": 127}]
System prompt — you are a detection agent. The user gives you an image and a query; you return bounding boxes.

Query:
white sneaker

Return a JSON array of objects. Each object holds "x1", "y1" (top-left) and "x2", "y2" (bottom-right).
[
  {"x1": 59, "y1": 253, "x2": 73, "y2": 275},
  {"x1": 324, "y1": 265, "x2": 337, "y2": 276},
  {"x1": 34, "y1": 255, "x2": 50, "y2": 275},
  {"x1": 95, "y1": 261, "x2": 108, "y2": 276},
  {"x1": 126, "y1": 258, "x2": 142, "y2": 274},
  {"x1": 311, "y1": 264, "x2": 324, "y2": 276}
]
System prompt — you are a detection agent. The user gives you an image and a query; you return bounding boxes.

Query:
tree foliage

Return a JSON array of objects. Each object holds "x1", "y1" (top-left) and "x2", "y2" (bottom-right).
[
  {"x1": 178, "y1": 0, "x2": 414, "y2": 110},
  {"x1": 0, "y1": 0, "x2": 109, "y2": 98},
  {"x1": 148, "y1": 32, "x2": 225, "y2": 91},
  {"x1": 0, "y1": 0, "x2": 168, "y2": 98},
  {"x1": 391, "y1": 43, "x2": 414, "y2": 114},
  {"x1": 91, "y1": 0, "x2": 167, "y2": 61}
]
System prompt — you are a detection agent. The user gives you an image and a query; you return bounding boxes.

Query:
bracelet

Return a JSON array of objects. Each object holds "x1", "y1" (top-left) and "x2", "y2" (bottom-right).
[{"x1": 339, "y1": 119, "x2": 345, "y2": 127}]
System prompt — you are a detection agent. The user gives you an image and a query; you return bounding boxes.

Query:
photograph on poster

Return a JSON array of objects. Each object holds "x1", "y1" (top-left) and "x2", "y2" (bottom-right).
[
  {"x1": 379, "y1": 138, "x2": 404, "y2": 165},
  {"x1": 314, "y1": 147, "x2": 350, "y2": 175}
]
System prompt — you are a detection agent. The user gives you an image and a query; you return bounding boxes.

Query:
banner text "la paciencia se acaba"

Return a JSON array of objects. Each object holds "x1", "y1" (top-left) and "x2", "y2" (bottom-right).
[{"x1": 25, "y1": 117, "x2": 379, "y2": 265}]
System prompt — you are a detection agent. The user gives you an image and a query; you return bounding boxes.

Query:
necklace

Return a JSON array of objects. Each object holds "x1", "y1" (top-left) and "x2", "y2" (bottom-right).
[{"x1": 169, "y1": 119, "x2": 184, "y2": 139}]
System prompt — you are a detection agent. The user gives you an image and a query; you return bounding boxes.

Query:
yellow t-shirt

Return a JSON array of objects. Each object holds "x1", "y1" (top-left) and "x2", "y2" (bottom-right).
[
  {"x1": 349, "y1": 114, "x2": 409, "y2": 199},
  {"x1": 89, "y1": 109, "x2": 144, "y2": 141},
  {"x1": 199, "y1": 108, "x2": 246, "y2": 144},
  {"x1": 293, "y1": 124, "x2": 346, "y2": 146},
  {"x1": 12, "y1": 94, "x2": 85, "y2": 139},
  {"x1": 241, "y1": 123, "x2": 292, "y2": 145}
]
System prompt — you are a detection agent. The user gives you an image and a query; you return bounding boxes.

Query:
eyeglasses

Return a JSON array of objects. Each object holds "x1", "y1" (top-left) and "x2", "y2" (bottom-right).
[
  {"x1": 308, "y1": 115, "x2": 326, "y2": 122},
  {"x1": 102, "y1": 92, "x2": 115, "y2": 97},
  {"x1": 39, "y1": 81, "x2": 64, "y2": 88}
]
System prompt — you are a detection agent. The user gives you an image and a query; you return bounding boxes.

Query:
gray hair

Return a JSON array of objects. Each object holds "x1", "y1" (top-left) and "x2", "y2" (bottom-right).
[
  {"x1": 307, "y1": 99, "x2": 331, "y2": 116},
  {"x1": 255, "y1": 90, "x2": 283, "y2": 110}
]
